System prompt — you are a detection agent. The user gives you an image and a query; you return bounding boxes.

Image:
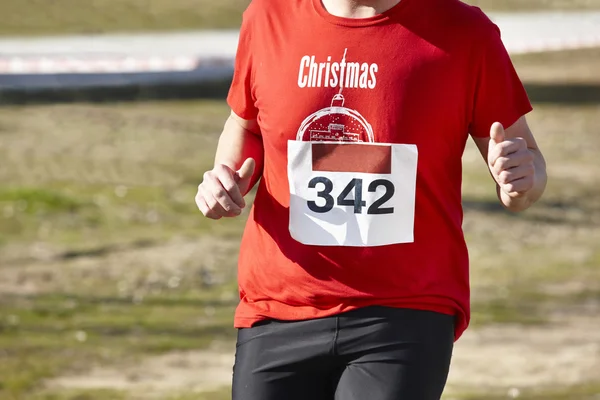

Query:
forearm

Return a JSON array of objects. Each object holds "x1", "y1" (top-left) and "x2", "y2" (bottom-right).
[
  {"x1": 214, "y1": 114, "x2": 264, "y2": 194},
  {"x1": 498, "y1": 149, "x2": 547, "y2": 212}
]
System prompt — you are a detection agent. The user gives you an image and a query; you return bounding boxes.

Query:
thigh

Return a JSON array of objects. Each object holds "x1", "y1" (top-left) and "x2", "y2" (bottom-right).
[
  {"x1": 232, "y1": 319, "x2": 337, "y2": 400},
  {"x1": 334, "y1": 308, "x2": 455, "y2": 400}
]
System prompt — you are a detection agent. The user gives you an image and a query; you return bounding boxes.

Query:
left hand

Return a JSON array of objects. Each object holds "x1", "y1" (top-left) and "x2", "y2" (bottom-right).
[{"x1": 487, "y1": 122, "x2": 535, "y2": 198}]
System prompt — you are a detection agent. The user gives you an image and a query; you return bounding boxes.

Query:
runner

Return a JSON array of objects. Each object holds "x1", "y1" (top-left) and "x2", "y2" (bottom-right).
[{"x1": 195, "y1": 0, "x2": 548, "y2": 398}]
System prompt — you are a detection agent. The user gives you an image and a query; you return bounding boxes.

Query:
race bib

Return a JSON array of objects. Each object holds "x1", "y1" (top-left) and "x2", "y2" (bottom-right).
[{"x1": 288, "y1": 140, "x2": 418, "y2": 247}]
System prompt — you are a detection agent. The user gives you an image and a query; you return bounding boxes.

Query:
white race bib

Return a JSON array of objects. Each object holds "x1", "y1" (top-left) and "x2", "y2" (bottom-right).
[{"x1": 288, "y1": 140, "x2": 418, "y2": 247}]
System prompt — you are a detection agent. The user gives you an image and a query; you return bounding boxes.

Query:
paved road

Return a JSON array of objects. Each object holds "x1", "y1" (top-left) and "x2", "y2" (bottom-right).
[
  {"x1": 491, "y1": 11, "x2": 600, "y2": 54},
  {"x1": 0, "y1": 11, "x2": 599, "y2": 91}
]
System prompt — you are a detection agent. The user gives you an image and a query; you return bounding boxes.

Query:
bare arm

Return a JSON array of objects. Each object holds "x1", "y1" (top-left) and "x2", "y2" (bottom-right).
[
  {"x1": 196, "y1": 111, "x2": 264, "y2": 219},
  {"x1": 214, "y1": 111, "x2": 264, "y2": 195},
  {"x1": 472, "y1": 116, "x2": 547, "y2": 212}
]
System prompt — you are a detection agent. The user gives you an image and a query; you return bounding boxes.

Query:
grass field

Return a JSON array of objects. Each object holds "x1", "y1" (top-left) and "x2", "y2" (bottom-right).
[
  {"x1": 1, "y1": 46, "x2": 600, "y2": 400},
  {"x1": 0, "y1": 100, "x2": 245, "y2": 400},
  {"x1": 0, "y1": 0, "x2": 599, "y2": 36}
]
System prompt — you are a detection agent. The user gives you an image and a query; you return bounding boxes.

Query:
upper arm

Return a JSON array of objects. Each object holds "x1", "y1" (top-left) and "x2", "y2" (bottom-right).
[
  {"x1": 229, "y1": 110, "x2": 260, "y2": 136},
  {"x1": 215, "y1": 110, "x2": 264, "y2": 174}
]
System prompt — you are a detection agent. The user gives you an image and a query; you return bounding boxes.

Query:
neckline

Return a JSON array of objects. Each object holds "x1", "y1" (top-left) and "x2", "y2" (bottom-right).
[{"x1": 311, "y1": 0, "x2": 412, "y2": 27}]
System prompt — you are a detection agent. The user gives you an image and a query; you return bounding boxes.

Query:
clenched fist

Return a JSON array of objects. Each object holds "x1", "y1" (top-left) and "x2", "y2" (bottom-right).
[
  {"x1": 488, "y1": 122, "x2": 535, "y2": 198},
  {"x1": 196, "y1": 158, "x2": 256, "y2": 219}
]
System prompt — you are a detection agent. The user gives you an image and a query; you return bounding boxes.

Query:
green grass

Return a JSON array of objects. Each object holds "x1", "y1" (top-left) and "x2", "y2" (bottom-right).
[
  {"x1": 0, "y1": 288, "x2": 238, "y2": 398},
  {"x1": 24, "y1": 386, "x2": 231, "y2": 400},
  {"x1": 462, "y1": 101, "x2": 600, "y2": 325},
  {"x1": 17, "y1": 387, "x2": 231, "y2": 400},
  {"x1": 0, "y1": 188, "x2": 84, "y2": 214},
  {"x1": 29, "y1": 389, "x2": 129, "y2": 400},
  {"x1": 0, "y1": 100, "x2": 247, "y2": 251},
  {"x1": 0, "y1": 0, "x2": 249, "y2": 36},
  {"x1": 452, "y1": 383, "x2": 600, "y2": 399},
  {"x1": 0, "y1": 100, "x2": 243, "y2": 399},
  {"x1": 0, "y1": 0, "x2": 599, "y2": 36}
]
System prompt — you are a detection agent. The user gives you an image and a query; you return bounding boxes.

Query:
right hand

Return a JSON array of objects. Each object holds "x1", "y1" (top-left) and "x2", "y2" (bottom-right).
[{"x1": 196, "y1": 158, "x2": 256, "y2": 219}]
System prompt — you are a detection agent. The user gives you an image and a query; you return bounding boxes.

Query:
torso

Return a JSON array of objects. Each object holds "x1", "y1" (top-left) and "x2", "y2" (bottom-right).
[{"x1": 228, "y1": 0, "x2": 528, "y2": 340}]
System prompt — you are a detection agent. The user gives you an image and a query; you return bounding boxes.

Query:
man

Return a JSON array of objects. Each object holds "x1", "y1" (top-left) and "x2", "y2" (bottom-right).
[{"x1": 195, "y1": 0, "x2": 547, "y2": 398}]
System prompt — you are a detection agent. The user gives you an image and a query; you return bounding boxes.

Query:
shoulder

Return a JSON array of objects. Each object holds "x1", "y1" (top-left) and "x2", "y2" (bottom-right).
[
  {"x1": 408, "y1": 0, "x2": 505, "y2": 60},
  {"x1": 419, "y1": 0, "x2": 501, "y2": 38}
]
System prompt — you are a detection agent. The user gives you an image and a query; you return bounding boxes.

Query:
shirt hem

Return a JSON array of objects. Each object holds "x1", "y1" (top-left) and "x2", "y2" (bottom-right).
[{"x1": 233, "y1": 299, "x2": 468, "y2": 341}]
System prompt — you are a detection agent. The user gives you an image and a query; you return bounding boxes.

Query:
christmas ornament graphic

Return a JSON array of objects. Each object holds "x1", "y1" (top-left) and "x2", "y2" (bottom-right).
[{"x1": 296, "y1": 93, "x2": 374, "y2": 143}]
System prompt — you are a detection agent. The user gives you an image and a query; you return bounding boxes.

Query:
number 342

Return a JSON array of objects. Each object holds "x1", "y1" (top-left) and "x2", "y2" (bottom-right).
[{"x1": 307, "y1": 177, "x2": 395, "y2": 215}]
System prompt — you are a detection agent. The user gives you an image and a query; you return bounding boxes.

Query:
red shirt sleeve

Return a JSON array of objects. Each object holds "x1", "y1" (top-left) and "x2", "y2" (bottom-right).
[
  {"x1": 469, "y1": 24, "x2": 533, "y2": 138},
  {"x1": 226, "y1": 9, "x2": 259, "y2": 121}
]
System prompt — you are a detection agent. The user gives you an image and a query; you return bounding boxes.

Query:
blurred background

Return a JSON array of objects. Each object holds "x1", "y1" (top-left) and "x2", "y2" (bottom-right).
[{"x1": 0, "y1": 1, "x2": 599, "y2": 399}]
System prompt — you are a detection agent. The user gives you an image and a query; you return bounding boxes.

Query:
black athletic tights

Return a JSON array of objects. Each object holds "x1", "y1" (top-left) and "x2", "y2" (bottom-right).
[{"x1": 232, "y1": 306, "x2": 455, "y2": 400}]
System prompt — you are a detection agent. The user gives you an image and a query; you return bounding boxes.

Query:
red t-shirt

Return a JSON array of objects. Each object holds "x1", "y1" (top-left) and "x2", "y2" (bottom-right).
[{"x1": 226, "y1": 0, "x2": 532, "y2": 340}]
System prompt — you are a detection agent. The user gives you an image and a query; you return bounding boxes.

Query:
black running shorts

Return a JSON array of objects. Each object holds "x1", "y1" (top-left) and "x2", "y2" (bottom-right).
[{"x1": 232, "y1": 306, "x2": 455, "y2": 400}]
